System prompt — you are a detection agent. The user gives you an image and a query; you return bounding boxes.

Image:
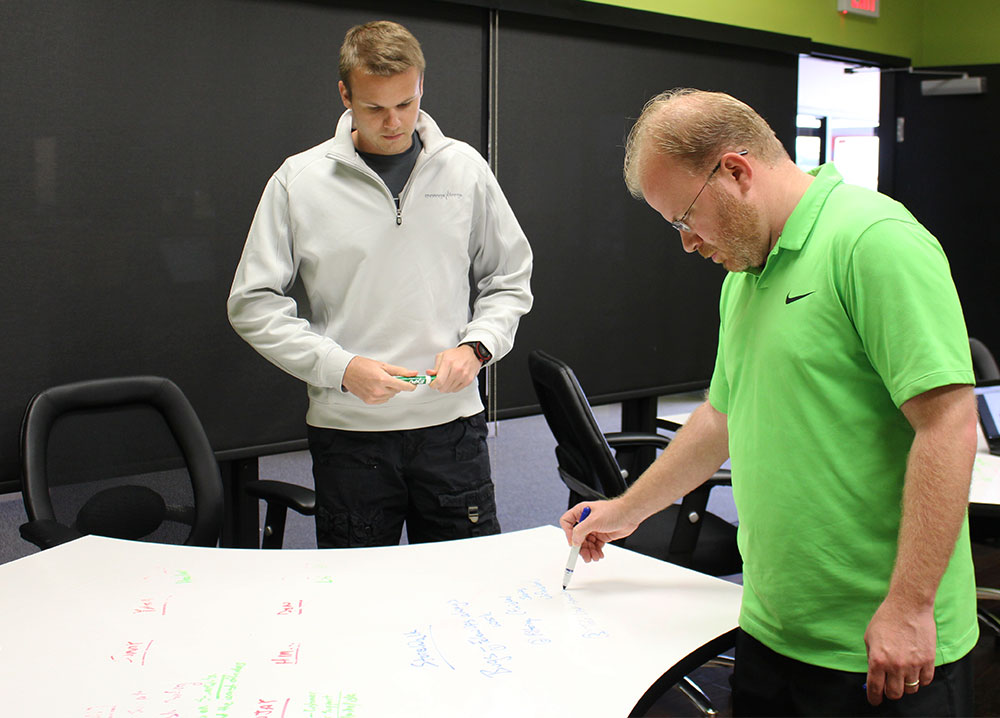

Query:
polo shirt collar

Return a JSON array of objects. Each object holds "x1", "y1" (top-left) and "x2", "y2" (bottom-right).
[
  {"x1": 743, "y1": 164, "x2": 841, "y2": 283},
  {"x1": 773, "y1": 163, "x2": 843, "y2": 252},
  {"x1": 742, "y1": 164, "x2": 841, "y2": 283}
]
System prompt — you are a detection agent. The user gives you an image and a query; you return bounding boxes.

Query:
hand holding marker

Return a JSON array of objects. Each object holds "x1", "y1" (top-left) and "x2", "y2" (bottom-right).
[
  {"x1": 562, "y1": 506, "x2": 591, "y2": 589},
  {"x1": 394, "y1": 375, "x2": 435, "y2": 385}
]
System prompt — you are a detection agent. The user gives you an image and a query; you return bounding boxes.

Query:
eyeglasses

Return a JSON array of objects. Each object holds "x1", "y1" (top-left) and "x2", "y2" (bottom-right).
[{"x1": 669, "y1": 149, "x2": 749, "y2": 233}]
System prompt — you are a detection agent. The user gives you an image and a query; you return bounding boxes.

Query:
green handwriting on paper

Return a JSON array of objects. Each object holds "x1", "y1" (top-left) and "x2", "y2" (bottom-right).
[
  {"x1": 305, "y1": 691, "x2": 360, "y2": 718},
  {"x1": 197, "y1": 662, "x2": 246, "y2": 717},
  {"x1": 175, "y1": 570, "x2": 193, "y2": 584},
  {"x1": 337, "y1": 691, "x2": 360, "y2": 718}
]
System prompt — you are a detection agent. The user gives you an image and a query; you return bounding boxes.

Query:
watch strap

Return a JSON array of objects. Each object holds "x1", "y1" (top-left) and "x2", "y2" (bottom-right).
[{"x1": 460, "y1": 341, "x2": 492, "y2": 364}]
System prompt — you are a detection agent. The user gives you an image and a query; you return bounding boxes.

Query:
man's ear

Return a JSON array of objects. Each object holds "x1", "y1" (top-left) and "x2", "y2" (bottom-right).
[
  {"x1": 723, "y1": 151, "x2": 753, "y2": 194},
  {"x1": 338, "y1": 79, "x2": 352, "y2": 110}
]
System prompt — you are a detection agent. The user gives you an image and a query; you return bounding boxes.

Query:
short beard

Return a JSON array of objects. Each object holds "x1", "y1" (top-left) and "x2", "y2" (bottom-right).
[{"x1": 711, "y1": 185, "x2": 769, "y2": 273}]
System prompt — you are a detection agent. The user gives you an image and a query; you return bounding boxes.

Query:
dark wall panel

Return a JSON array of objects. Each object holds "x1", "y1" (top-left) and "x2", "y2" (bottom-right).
[
  {"x1": 494, "y1": 12, "x2": 799, "y2": 412},
  {"x1": 0, "y1": 0, "x2": 487, "y2": 491},
  {"x1": 0, "y1": 0, "x2": 801, "y2": 491},
  {"x1": 891, "y1": 65, "x2": 1000, "y2": 360}
]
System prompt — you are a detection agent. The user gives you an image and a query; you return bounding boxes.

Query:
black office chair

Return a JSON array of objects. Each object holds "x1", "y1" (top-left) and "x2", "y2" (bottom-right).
[
  {"x1": 529, "y1": 349, "x2": 739, "y2": 716},
  {"x1": 528, "y1": 349, "x2": 741, "y2": 575},
  {"x1": 972, "y1": 336, "x2": 1000, "y2": 382},
  {"x1": 244, "y1": 478, "x2": 316, "y2": 549},
  {"x1": 19, "y1": 376, "x2": 224, "y2": 549}
]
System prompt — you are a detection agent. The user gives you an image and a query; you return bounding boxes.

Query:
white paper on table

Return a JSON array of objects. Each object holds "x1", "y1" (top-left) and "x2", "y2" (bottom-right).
[
  {"x1": 0, "y1": 526, "x2": 741, "y2": 718},
  {"x1": 971, "y1": 452, "x2": 1000, "y2": 506}
]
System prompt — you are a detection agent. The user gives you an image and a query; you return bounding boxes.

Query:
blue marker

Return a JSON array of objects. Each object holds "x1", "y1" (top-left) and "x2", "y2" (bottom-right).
[{"x1": 562, "y1": 506, "x2": 592, "y2": 590}]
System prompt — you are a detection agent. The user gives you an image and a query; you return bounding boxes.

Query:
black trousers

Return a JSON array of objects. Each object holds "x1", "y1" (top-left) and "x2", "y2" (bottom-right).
[
  {"x1": 308, "y1": 413, "x2": 499, "y2": 548},
  {"x1": 731, "y1": 630, "x2": 974, "y2": 717}
]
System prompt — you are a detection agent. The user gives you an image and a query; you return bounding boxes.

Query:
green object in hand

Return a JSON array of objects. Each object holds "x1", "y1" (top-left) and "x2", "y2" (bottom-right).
[{"x1": 395, "y1": 375, "x2": 434, "y2": 384}]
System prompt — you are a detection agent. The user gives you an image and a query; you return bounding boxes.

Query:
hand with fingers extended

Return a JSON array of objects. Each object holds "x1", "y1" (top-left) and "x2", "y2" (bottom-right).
[
  {"x1": 428, "y1": 345, "x2": 483, "y2": 393},
  {"x1": 863, "y1": 596, "x2": 937, "y2": 706},
  {"x1": 342, "y1": 356, "x2": 418, "y2": 405},
  {"x1": 559, "y1": 499, "x2": 641, "y2": 562}
]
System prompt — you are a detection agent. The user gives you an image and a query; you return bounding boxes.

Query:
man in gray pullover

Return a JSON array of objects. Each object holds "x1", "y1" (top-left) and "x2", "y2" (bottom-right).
[{"x1": 228, "y1": 20, "x2": 532, "y2": 548}]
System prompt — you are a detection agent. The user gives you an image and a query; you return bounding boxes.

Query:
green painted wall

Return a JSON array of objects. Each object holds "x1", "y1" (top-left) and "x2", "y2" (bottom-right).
[
  {"x1": 583, "y1": 0, "x2": 1000, "y2": 67},
  {"x1": 922, "y1": 1, "x2": 1000, "y2": 67}
]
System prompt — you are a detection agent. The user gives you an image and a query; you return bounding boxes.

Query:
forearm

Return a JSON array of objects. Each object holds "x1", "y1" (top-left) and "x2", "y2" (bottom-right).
[
  {"x1": 228, "y1": 288, "x2": 352, "y2": 389},
  {"x1": 888, "y1": 392, "x2": 977, "y2": 609},
  {"x1": 618, "y1": 400, "x2": 730, "y2": 524},
  {"x1": 862, "y1": 385, "x2": 977, "y2": 703}
]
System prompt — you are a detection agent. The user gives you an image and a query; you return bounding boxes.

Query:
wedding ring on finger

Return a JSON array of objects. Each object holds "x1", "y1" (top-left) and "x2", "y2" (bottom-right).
[{"x1": 904, "y1": 680, "x2": 920, "y2": 688}]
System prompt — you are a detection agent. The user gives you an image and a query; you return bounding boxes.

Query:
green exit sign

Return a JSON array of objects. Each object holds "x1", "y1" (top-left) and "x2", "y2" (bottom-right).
[{"x1": 837, "y1": 0, "x2": 879, "y2": 17}]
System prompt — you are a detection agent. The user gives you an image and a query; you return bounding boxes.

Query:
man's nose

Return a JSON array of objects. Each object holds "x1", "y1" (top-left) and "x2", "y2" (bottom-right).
[
  {"x1": 384, "y1": 109, "x2": 401, "y2": 128},
  {"x1": 679, "y1": 230, "x2": 701, "y2": 254}
]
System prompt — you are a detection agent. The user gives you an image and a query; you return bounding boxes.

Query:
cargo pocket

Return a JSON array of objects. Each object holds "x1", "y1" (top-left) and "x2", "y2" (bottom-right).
[
  {"x1": 455, "y1": 414, "x2": 488, "y2": 462},
  {"x1": 438, "y1": 482, "x2": 500, "y2": 538},
  {"x1": 316, "y1": 505, "x2": 388, "y2": 548}
]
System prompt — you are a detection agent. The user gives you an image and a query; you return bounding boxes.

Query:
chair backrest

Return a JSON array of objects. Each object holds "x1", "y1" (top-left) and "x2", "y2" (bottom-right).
[
  {"x1": 20, "y1": 376, "x2": 223, "y2": 547},
  {"x1": 971, "y1": 337, "x2": 1000, "y2": 382},
  {"x1": 527, "y1": 350, "x2": 629, "y2": 500}
]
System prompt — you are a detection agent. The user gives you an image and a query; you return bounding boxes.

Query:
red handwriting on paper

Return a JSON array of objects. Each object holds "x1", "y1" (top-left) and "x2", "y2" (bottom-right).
[
  {"x1": 110, "y1": 640, "x2": 154, "y2": 665},
  {"x1": 83, "y1": 707, "x2": 116, "y2": 718},
  {"x1": 132, "y1": 597, "x2": 171, "y2": 615},
  {"x1": 277, "y1": 600, "x2": 304, "y2": 616},
  {"x1": 162, "y1": 682, "x2": 202, "y2": 704},
  {"x1": 270, "y1": 643, "x2": 301, "y2": 665},
  {"x1": 254, "y1": 698, "x2": 292, "y2": 717}
]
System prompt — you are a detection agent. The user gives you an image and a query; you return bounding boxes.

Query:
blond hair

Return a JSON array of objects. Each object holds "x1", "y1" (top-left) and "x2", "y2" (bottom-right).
[
  {"x1": 339, "y1": 21, "x2": 426, "y2": 97},
  {"x1": 623, "y1": 88, "x2": 788, "y2": 198}
]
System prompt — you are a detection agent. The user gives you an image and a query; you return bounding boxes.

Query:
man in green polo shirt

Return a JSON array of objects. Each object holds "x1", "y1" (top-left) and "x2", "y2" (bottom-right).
[{"x1": 561, "y1": 88, "x2": 978, "y2": 716}]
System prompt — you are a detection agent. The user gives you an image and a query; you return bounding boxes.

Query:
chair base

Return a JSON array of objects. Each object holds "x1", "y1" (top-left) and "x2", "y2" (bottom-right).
[{"x1": 678, "y1": 675, "x2": 719, "y2": 716}]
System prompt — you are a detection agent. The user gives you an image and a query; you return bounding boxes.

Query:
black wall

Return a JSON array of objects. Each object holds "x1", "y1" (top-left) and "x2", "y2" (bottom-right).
[
  {"x1": 0, "y1": 0, "x2": 803, "y2": 491},
  {"x1": 495, "y1": 10, "x2": 798, "y2": 410},
  {"x1": 0, "y1": 0, "x2": 488, "y2": 491},
  {"x1": 890, "y1": 65, "x2": 1000, "y2": 361}
]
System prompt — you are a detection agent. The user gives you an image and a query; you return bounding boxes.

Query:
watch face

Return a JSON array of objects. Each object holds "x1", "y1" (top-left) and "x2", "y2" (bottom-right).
[{"x1": 464, "y1": 341, "x2": 491, "y2": 363}]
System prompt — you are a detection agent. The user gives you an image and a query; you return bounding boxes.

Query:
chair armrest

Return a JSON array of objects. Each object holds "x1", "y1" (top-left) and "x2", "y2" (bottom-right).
[
  {"x1": 245, "y1": 480, "x2": 317, "y2": 516},
  {"x1": 19, "y1": 519, "x2": 85, "y2": 550},
  {"x1": 705, "y1": 470, "x2": 732, "y2": 485},
  {"x1": 558, "y1": 467, "x2": 609, "y2": 502},
  {"x1": 606, "y1": 431, "x2": 731, "y2": 484},
  {"x1": 604, "y1": 431, "x2": 671, "y2": 451},
  {"x1": 978, "y1": 587, "x2": 1000, "y2": 601}
]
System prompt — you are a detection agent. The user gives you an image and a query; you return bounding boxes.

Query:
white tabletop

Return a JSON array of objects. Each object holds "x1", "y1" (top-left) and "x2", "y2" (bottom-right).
[{"x1": 0, "y1": 525, "x2": 741, "y2": 717}]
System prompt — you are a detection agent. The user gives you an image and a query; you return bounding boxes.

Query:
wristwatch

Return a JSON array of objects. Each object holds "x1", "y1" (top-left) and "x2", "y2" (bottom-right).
[{"x1": 461, "y1": 341, "x2": 493, "y2": 365}]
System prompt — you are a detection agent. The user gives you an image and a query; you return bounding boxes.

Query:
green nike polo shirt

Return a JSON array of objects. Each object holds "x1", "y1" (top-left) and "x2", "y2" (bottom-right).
[{"x1": 708, "y1": 164, "x2": 977, "y2": 671}]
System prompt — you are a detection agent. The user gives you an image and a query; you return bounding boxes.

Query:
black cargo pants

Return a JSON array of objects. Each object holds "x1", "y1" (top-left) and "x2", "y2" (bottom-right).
[{"x1": 307, "y1": 413, "x2": 500, "y2": 548}]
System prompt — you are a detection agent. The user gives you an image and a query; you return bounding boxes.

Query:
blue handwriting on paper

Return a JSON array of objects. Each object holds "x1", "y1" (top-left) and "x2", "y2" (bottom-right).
[
  {"x1": 523, "y1": 617, "x2": 551, "y2": 645},
  {"x1": 562, "y1": 592, "x2": 609, "y2": 639},
  {"x1": 447, "y1": 600, "x2": 513, "y2": 678}
]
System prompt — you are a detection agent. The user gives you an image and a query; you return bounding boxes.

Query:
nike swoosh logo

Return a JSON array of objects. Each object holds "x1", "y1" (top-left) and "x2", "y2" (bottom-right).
[{"x1": 785, "y1": 291, "x2": 815, "y2": 304}]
